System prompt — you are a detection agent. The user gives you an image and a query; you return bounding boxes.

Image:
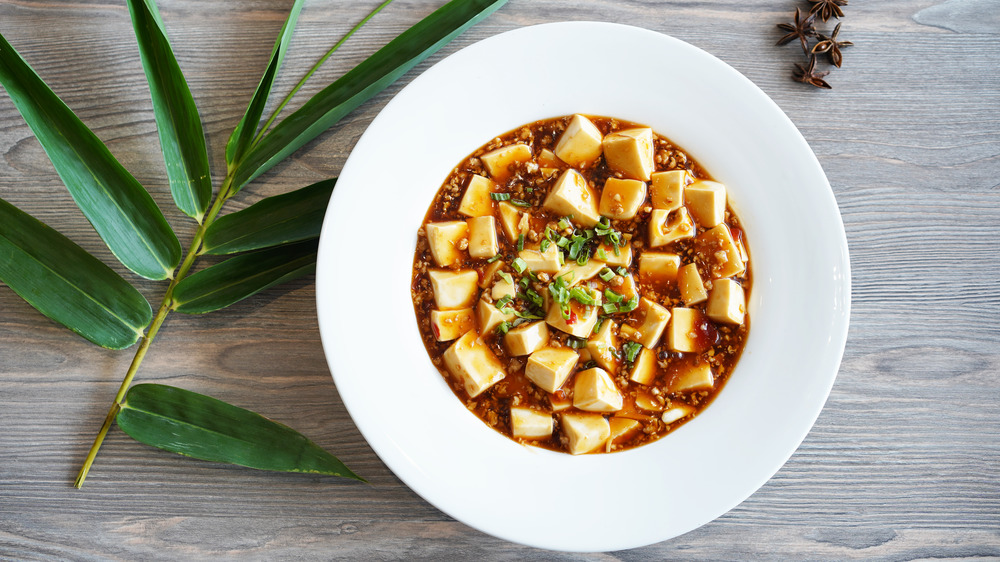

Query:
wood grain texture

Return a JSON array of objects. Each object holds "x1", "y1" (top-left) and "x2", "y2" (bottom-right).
[{"x1": 1, "y1": 0, "x2": 998, "y2": 558}]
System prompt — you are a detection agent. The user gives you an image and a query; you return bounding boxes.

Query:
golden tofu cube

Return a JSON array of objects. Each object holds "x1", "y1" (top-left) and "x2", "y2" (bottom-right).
[
  {"x1": 442, "y1": 330, "x2": 506, "y2": 398},
  {"x1": 458, "y1": 174, "x2": 495, "y2": 218},
  {"x1": 602, "y1": 127, "x2": 654, "y2": 181},
  {"x1": 430, "y1": 308, "x2": 475, "y2": 342},
  {"x1": 599, "y1": 178, "x2": 647, "y2": 220},
  {"x1": 497, "y1": 201, "x2": 523, "y2": 242},
  {"x1": 428, "y1": 270, "x2": 479, "y2": 310},
  {"x1": 617, "y1": 273, "x2": 639, "y2": 301},
  {"x1": 504, "y1": 320, "x2": 550, "y2": 356},
  {"x1": 561, "y1": 412, "x2": 610, "y2": 455},
  {"x1": 609, "y1": 417, "x2": 642, "y2": 445},
  {"x1": 661, "y1": 404, "x2": 695, "y2": 424},
  {"x1": 706, "y1": 278, "x2": 746, "y2": 325},
  {"x1": 573, "y1": 367, "x2": 623, "y2": 413},
  {"x1": 510, "y1": 407, "x2": 553, "y2": 439},
  {"x1": 542, "y1": 169, "x2": 601, "y2": 227},
  {"x1": 555, "y1": 260, "x2": 605, "y2": 287},
  {"x1": 491, "y1": 278, "x2": 517, "y2": 300},
  {"x1": 538, "y1": 148, "x2": 562, "y2": 168},
  {"x1": 594, "y1": 241, "x2": 632, "y2": 267},
  {"x1": 695, "y1": 224, "x2": 745, "y2": 279},
  {"x1": 678, "y1": 263, "x2": 708, "y2": 305},
  {"x1": 519, "y1": 243, "x2": 562, "y2": 274},
  {"x1": 480, "y1": 143, "x2": 532, "y2": 183},
  {"x1": 587, "y1": 320, "x2": 619, "y2": 373},
  {"x1": 639, "y1": 252, "x2": 681, "y2": 285},
  {"x1": 648, "y1": 207, "x2": 696, "y2": 248},
  {"x1": 650, "y1": 170, "x2": 691, "y2": 211},
  {"x1": 550, "y1": 394, "x2": 573, "y2": 412},
  {"x1": 424, "y1": 221, "x2": 468, "y2": 267},
  {"x1": 635, "y1": 391, "x2": 662, "y2": 412},
  {"x1": 525, "y1": 346, "x2": 579, "y2": 393},
  {"x1": 476, "y1": 299, "x2": 515, "y2": 336},
  {"x1": 685, "y1": 180, "x2": 727, "y2": 228},
  {"x1": 632, "y1": 298, "x2": 671, "y2": 348},
  {"x1": 545, "y1": 299, "x2": 599, "y2": 339},
  {"x1": 466, "y1": 216, "x2": 498, "y2": 259},
  {"x1": 629, "y1": 347, "x2": 657, "y2": 385},
  {"x1": 667, "y1": 307, "x2": 707, "y2": 353},
  {"x1": 553, "y1": 114, "x2": 603, "y2": 168},
  {"x1": 670, "y1": 362, "x2": 714, "y2": 393}
]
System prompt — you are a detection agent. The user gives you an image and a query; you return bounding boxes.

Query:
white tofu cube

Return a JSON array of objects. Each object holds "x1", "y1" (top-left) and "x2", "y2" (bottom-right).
[
  {"x1": 599, "y1": 178, "x2": 646, "y2": 220},
  {"x1": 638, "y1": 252, "x2": 681, "y2": 285},
  {"x1": 424, "y1": 221, "x2": 468, "y2": 267},
  {"x1": 678, "y1": 263, "x2": 708, "y2": 305},
  {"x1": 587, "y1": 320, "x2": 619, "y2": 373},
  {"x1": 648, "y1": 207, "x2": 696, "y2": 248},
  {"x1": 573, "y1": 367, "x2": 623, "y2": 412},
  {"x1": 628, "y1": 347, "x2": 657, "y2": 385},
  {"x1": 538, "y1": 148, "x2": 562, "y2": 168},
  {"x1": 545, "y1": 299, "x2": 599, "y2": 339},
  {"x1": 504, "y1": 321, "x2": 550, "y2": 356},
  {"x1": 670, "y1": 362, "x2": 714, "y2": 393},
  {"x1": 430, "y1": 308, "x2": 475, "y2": 341},
  {"x1": 706, "y1": 278, "x2": 746, "y2": 325},
  {"x1": 602, "y1": 128, "x2": 654, "y2": 181},
  {"x1": 661, "y1": 404, "x2": 695, "y2": 424},
  {"x1": 550, "y1": 394, "x2": 573, "y2": 412},
  {"x1": 429, "y1": 270, "x2": 479, "y2": 310},
  {"x1": 525, "y1": 346, "x2": 579, "y2": 393},
  {"x1": 519, "y1": 243, "x2": 562, "y2": 274},
  {"x1": 685, "y1": 180, "x2": 727, "y2": 228},
  {"x1": 609, "y1": 417, "x2": 642, "y2": 445},
  {"x1": 491, "y1": 278, "x2": 517, "y2": 300},
  {"x1": 497, "y1": 201, "x2": 524, "y2": 242},
  {"x1": 555, "y1": 260, "x2": 605, "y2": 287},
  {"x1": 695, "y1": 224, "x2": 746, "y2": 279},
  {"x1": 442, "y1": 330, "x2": 506, "y2": 398},
  {"x1": 467, "y1": 216, "x2": 498, "y2": 259},
  {"x1": 650, "y1": 170, "x2": 691, "y2": 211},
  {"x1": 635, "y1": 391, "x2": 662, "y2": 412},
  {"x1": 553, "y1": 114, "x2": 603, "y2": 168},
  {"x1": 667, "y1": 307, "x2": 707, "y2": 353},
  {"x1": 542, "y1": 169, "x2": 601, "y2": 227},
  {"x1": 458, "y1": 174, "x2": 495, "y2": 218},
  {"x1": 631, "y1": 298, "x2": 671, "y2": 348},
  {"x1": 510, "y1": 407, "x2": 553, "y2": 439},
  {"x1": 561, "y1": 412, "x2": 610, "y2": 455},
  {"x1": 476, "y1": 299, "x2": 515, "y2": 336},
  {"x1": 594, "y1": 241, "x2": 632, "y2": 267},
  {"x1": 480, "y1": 144, "x2": 532, "y2": 183}
]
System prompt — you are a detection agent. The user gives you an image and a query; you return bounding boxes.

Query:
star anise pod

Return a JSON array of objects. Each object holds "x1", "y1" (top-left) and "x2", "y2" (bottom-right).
[
  {"x1": 809, "y1": 0, "x2": 847, "y2": 21},
  {"x1": 812, "y1": 22, "x2": 853, "y2": 67},
  {"x1": 792, "y1": 55, "x2": 832, "y2": 89},
  {"x1": 776, "y1": 7, "x2": 818, "y2": 54}
]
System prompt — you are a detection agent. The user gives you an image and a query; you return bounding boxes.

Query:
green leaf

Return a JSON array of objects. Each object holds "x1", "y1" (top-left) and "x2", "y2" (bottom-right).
[
  {"x1": 172, "y1": 240, "x2": 318, "y2": 314},
  {"x1": 230, "y1": 0, "x2": 508, "y2": 191},
  {"x1": 0, "y1": 31, "x2": 181, "y2": 280},
  {"x1": 202, "y1": 179, "x2": 335, "y2": 255},
  {"x1": 225, "y1": 0, "x2": 306, "y2": 168},
  {"x1": 117, "y1": 384, "x2": 364, "y2": 480},
  {"x1": 126, "y1": 0, "x2": 213, "y2": 221},
  {"x1": 0, "y1": 197, "x2": 151, "y2": 349}
]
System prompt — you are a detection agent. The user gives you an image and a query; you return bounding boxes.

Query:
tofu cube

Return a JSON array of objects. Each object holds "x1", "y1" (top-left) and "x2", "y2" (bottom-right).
[
  {"x1": 545, "y1": 299, "x2": 599, "y2": 339},
  {"x1": 476, "y1": 299, "x2": 515, "y2": 336},
  {"x1": 631, "y1": 298, "x2": 671, "y2": 348},
  {"x1": 504, "y1": 321, "x2": 549, "y2": 356},
  {"x1": 537, "y1": 148, "x2": 562, "y2": 168},
  {"x1": 525, "y1": 347, "x2": 579, "y2": 393},
  {"x1": 543, "y1": 169, "x2": 601, "y2": 227},
  {"x1": 609, "y1": 417, "x2": 642, "y2": 445},
  {"x1": 430, "y1": 308, "x2": 475, "y2": 341},
  {"x1": 555, "y1": 260, "x2": 605, "y2": 287},
  {"x1": 650, "y1": 170, "x2": 691, "y2": 211},
  {"x1": 497, "y1": 201, "x2": 524, "y2": 242},
  {"x1": 685, "y1": 180, "x2": 727, "y2": 228},
  {"x1": 479, "y1": 143, "x2": 532, "y2": 183},
  {"x1": 429, "y1": 270, "x2": 479, "y2": 310},
  {"x1": 467, "y1": 216, "x2": 498, "y2": 259},
  {"x1": 670, "y1": 362, "x2": 714, "y2": 393},
  {"x1": 667, "y1": 307, "x2": 707, "y2": 353},
  {"x1": 635, "y1": 391, "x2": 662, "y2": 412},
  {"x1": 458, "y1": 174, "x2": 495, "y2": 218},
  {"x1": 560, "y1": 412, "x2": 610, "y2": 455},
  {"x1": 639, "y1": 252, "x2": 681, "y2": 285},
  {"x1": 424, "y1": 221, "x2": 468, "y2": 267},
  {"x1": 616, "y1": 273, "x2": 639, "y2": 301},
  {"x1": 628, "y1": 347, "x2": 657, "y2": 385},
  {"x1": 661, "y1": 404, "x2": 695, "y2": 424},
  {"x1": 519, "y1": 243, "x2": 562, "y2": 274},
  {"x1": 706, "y1": 278, "x2": 746, "y2": 325},
  {"x1": 550, "y1": 394, "x2": 573, "y2": 412},
  {"x1": 510, "y1": 407, "x2": 553, "y2": 439},
  {"x1": 695, "y1": 224, "x2": 746, "y2": 279},
  {"x1": 599, "y1": 178, "x2": 647, "y2": 220},
  {"x1": 594, "y1": 241, "x2": 632, "y2": 267},
  {"x1": 602, "y1": 128, "x2": 654, "y2": 181},
  {"x1": 491, "y1": 278, "x2": 517, "y2": 300},
  {"x1": 678, "y1": 263, "x2": 708, "y2": 305},
  {"x1": 573, "y1": 368, "x2": 623, "y2": 413},
  {"x1": 587, "y1": 320, "x2": 619, "y2": 373},
  {"x1": 553, "y1": 114, "x2": 604, "y2": 168},
  {"x1": 648, "y1": 207, "x2": 696, "y2": 248},
  {"x1": 442, "y1": 330, "x2": 506, "y2": 398}
]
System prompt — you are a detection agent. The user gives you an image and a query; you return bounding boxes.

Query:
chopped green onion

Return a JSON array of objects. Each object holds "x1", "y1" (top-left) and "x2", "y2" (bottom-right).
[
  {"x1": 557, "y1": 217, "x2": 572, "y2": 231},
  {"x1": 581, "y1": 360, "x2": 598, "y2": 370},
  {"x1": 556, "y1": 236, "x2": 571, "y2": 248},
  {"x1": 602, "y1": 303, "x2": 618, "y2": 315},
  {"x1": 560, "y1": 304, "x2": 571, "y2": 320},
  {"x1": 497, "y1": 321, "x2": 510, "y2": 335},
  {"x1": 512, "y1": 257, "x2": 527, "y2": 274},
  {"x1": 511, "y1": 199, "x2": 532, "y2": 208},
  {"x1": 496, "y1": 295, "x2": 514, "y2": 311},
  {"x1": 487, "y1": 254, "x2": 502, "y2": 263},
  {"x1": 615, "y1": 267, "x2": 629, "y2": 276},
  {"x1": 540, "y1": 239, "x2": 551, "y2": 252},
  {"x1": 599, "y1": 268, "x2": 616, "y2": 282},
  {"x1": 596, "y1": 247, "x2": 609, "y2": 261},
  {"x1": 498, "y1": 271, "x2": 513, "y2": 286},
  {"x1": 511, "y1": 317, "x2": 529, "y2": 328},
  {"x1": 575, "y1": 250, "x2": 590, "y2": 266},
  {"x1": 619, "y1": 295, "x2": 640, "y2": 313},
  {"x1": 519, "y1": 275, "x2": 530, "y2": 289},
  {"x1": 593, "y1": 318, "x2": 603, "y2": 334},
  {"x1": 570, "y1": 287, "x2": 596, "y2": 306},
  {"x1": 544, "y1": 227, "x2": 555, "y2": 241},
  {"x1": 514, "y1": 310, "x2": 543, "y2": 320},
  {"x1": 490, "y1": 192, "x2": 511, "y2": 201},
  {"x1": 584, "y1": 229, "x2": 595, "y2": 239},
  {"x1": 623, "y1": 341, "x2": 642, "y2": 363},
  {"x1": 516, "y1": 234, "x2": 525, "y2": 252},
  {"x1": 523, "y1": 289, "x2": 544, "y2": 308},
  {"x1": 567, "y1": 338, "x2": 587, "y2": 349},
  {"x1": 604, "y1": 288, "x2": 623, "y2": 303},
  {"x1": 526, "y1": 187, "x2": 534, "y2": 193}
]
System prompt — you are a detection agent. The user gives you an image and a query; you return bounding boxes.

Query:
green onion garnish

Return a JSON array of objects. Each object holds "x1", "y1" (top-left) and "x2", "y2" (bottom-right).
[
  {"x1": 516, "y1": 234, "x2": 525, "y2": 252},
  {"x1": 497, "y1": 321, "x2": 510, "y2": 335},
  {"x1": 596, "y1": 247, "x2": 608, "y2": 261},
  {"x1": 498, "y1": 271, "x2": 514, "y2": 286},
  {"x1": 615, "y1": 267, "x2": 629, "y2": 276},
  {"x1": 487, "y1": 254, "x2": 502, "y2": 263},
  {"x1": 511, "y1": 199, "x2": 532, "y2": 208},
  {"x1": 604, "y1": 289, "x2": 623, "y2": 303},
  {"x1": 599, "y1": 268, "x2": 615, "y2": 282},
  {"x1": 540, "y1": 239, "x2": 551, "y2": 252},
  {"x1": 570, "y1": 287, "x2": 596, "y2": 306},
  {"x1": 602, "y1": 303, "x2": 618, "y2": 315},
  {"x1": 567, "y1": 338, "x2": 587, "y2": 349},
  {"x1": 623, "y1": 341, "x2": 642, "y2": 363},
  {"x1": 619, "y1": 295, "x2": 640, "y2": 313},
  {"x1": 512, "y1": 257, "x2": 527, "y2": 274}
]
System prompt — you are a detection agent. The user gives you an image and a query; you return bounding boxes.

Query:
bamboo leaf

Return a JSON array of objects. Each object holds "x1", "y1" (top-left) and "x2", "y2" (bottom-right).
[
  {"x1": 0, "y1": 31, "x2": 181, "y2": 280},
  {"x1": 202, "y1": 179, "x2": 334, "y2": 255},
  {"x1": 0, "y1": 197, "x2": 151, "y2": 349},
  {"x1": 172, "y1": 240, "x2": 318, "y2": 314},
  {"x1": 127, "y1": 0, "x2": 213, "y2": 221},
  {"x1": 117, "y1": 384, "x2": 364, "y2": 480},
  {"x1": 230, "y1": 0, "x2": 508, "y2": 191},
  {"x1": 225, "y1": 0, "x2": 306, "y2": 168}
]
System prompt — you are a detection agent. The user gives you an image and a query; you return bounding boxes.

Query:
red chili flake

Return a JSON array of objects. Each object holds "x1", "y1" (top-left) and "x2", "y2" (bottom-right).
[
  {"x1": 567, "y1": 311, "x2": 578, "y2": 324},
  {"x1": 432, "y1": 323, "x2": 441, "y2": 340}
]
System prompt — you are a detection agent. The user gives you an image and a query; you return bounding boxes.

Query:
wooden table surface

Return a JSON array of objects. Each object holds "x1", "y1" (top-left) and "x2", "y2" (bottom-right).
[{"x1": 1, "y1": 0, "x2": 998, "y2": 559}]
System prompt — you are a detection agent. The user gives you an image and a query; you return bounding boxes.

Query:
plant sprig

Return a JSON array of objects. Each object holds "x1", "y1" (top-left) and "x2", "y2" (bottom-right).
[{"x1": 776, "y1": 0, "x2": 852, "y2": 88}]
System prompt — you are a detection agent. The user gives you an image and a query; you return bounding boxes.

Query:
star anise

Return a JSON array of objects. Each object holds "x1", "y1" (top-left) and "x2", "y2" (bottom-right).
[
  {"x1": 792, "y1": 55, "x2": 832, "y2": 89},
  {"x1": 776, "y1": 7, "x2": 817, "y2": 54},
  {"x1": 809, "y1": 0, "x2": 847, "y2": 21},
  {"x1": 812, "y1": 22, "x2": 853, "y2": 67}
]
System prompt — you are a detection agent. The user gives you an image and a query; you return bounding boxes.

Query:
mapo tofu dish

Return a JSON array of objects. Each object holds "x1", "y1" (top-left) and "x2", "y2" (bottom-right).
[{"x1": 411, "y1": 114, "x2": 751, "y2": 455}]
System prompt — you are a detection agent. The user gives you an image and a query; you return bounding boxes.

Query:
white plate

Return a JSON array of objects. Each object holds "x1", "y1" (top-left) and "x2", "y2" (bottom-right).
[{"x1": 316, "y1": 22, "x2": 850, "y2": 552}]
